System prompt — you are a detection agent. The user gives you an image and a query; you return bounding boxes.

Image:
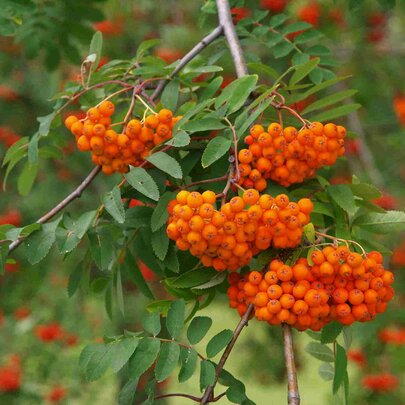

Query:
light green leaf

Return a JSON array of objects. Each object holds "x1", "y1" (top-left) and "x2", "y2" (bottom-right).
[
  {"x1": 161, "y1": 79, "x2": 180, "y2": 111},
  {"x1": 349, "y1": 183, "x2": 381, "y2": 200},
  {"x1": 354, "y1": 211, "x2": 405, "y2": 233},
  {"x1": 302, "y1": 90, "x2": 358, "y2": 114},
  {"x1": 89, "y1": 31, "x2": 103, "y2": 71},
  {"x1": 56, "y1": 211, "x2": 97, "y2": 254},
  {"x1": 290, "y1": 58, "x2": 320, "y2": 86},
  {"x1": 328, "y1": 185, "x2": 357, "y2": 216},
  {"x1": 215, "y1": 75, "x2": 258, "y2": 114},
  {"x1": 182, "y1": 118, "x2": 227, "y2": 133},
  {"x1": 146, "y1": 152, "x2": 182, "y2": 179},
  {"x1": 17, "y1": 162, "x2": 38, "y2": 196},
  {"x1": 309, "y1": 103, "x2": 361, "y2": 122},
  {"x1": 166, "y1": 268, "x2": 218, "y2": 289},
  {"x1": 123, "y1": 254, "x2": 154, "y2": 299},
  {"x1": 305, "y1": 342, "x2": 334, "y2": 362},
  {"x1": 25, "y1": 217, "x2": 62, "y2": 264},
  {"x1": 125, "y1": 167, "x2": 159, "y2": 201},
  {"x1": 103, "y1": 186, "x2": 125, "y2": 223},
  {"x1": 165, "y1": 130, "x2": 190, "y2": 147},
  {"x1": 319, "y1": 363, "x2": 334, "y2": 381},
  {"x1": 201, "y1": 136, "x2": 231, "y2": 168}
]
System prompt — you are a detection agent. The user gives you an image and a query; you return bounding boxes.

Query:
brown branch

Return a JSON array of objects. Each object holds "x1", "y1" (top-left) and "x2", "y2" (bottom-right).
[
  {"x1": 216, "y1": 0, "x2": 248, "y2": 78},
  {"x1": 154, "y1": 338, "x2": 206, "y2": 361},
  {"x1": 282, "y1": 323, "x2": 300, "y2": 405},
  {"x1": 180, "y1": 174, "x2": 228, "y2": 190},
  {"x1": 153, "y1": 392, "x2": 226, "y2": 403},
  {"x1": 200, "y1": 303, "x2": 254, "y2": 404},
  {"x1": 6, "y1": 165, "x2": 101, "y2": 254},
  {"x1": 152, "y1": 25, "x2": 223, "y2": 100}
]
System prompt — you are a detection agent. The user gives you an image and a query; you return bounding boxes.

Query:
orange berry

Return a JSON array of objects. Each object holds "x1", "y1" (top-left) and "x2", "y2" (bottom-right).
[
  {"x1": 71, "y1": 121, "x2": 84, "y2": 137},
  {"x1": 230, "y1": 197, "x2": 245, "y2": 212},
  {"x1": 255, "y1": 292, "x2": 268, "y2": 307},
  {"x1": 117, "y1": 134, "x2": 130, "y2": 148},
  {"x1": 382, "y1": 271, "x2": 394, "y2": 285},
  {"x1": 105, "y1": 129, "x2": 118, "y2": 143},
  {"x1": 277, "y1": 265, "x2": 293, "y2": 281},
  {"x1": 348, "y1": 289, "x2": 364, "y2": 305},
  {"x1": 238, "y1": 149, "x2": 253, "y2": 164},
  {"x1": 267, "y1": 284, "x2": 283, "y2": 300},
  {"x1": 144, "y1": 114, "x2": 159, "y2": 129},
  {"x1": 243, "y1": 189, "x2": 260, "y2": 205},
  {"x1": 199, "y1": 203, "x2": 215, "y2": 219},
  {"x1": 336, "y1": 303, "x2": 351, "y2": 318},
  {"x1": 298, "y1": 198, "x2": 313, "y2": 214},
  {"x1": 212, "y1": 211, "x2": 226, "y2": 227},
  {"x1": 87, "y1": 107, "x2": 101, "y2": 122},
  {"x1": 267, "y1": 122, "x2": 282, "y2": 136},
  {"x1": 187, "y1": 192, "x2": 204, "y2": 208},
  {"x1": 292, "y1": 300, "x2": 308, "y2": 315},
  {"x1": 77, "y1": 135, "x2": 90, "y2": 152},
  {"x1": 126, "y1": 119, "x2": 142, "y2": 137},
  {"x1": 347, "y1": 252, "x2": 363, "y2": 267},
  {"x1": 99, "y1": 100, "x2": 115, "y2": 116},
  {"x1": 293, "y1": 264, "x2": 309, "y2": 281},
  {"x1": 250, "y1": 124, "x2": 265, "y2": 138},
  {"x1": 102, "y1": 165, "x2": 113, "y2": 175},
  {"x1": 65, "y1": 115, "x2": 78, "y2": 130},
  {"x1": 92, "y1": 124, "x2": 106, "y2": 137},
  {"x1": 267, "y1": 299, "x2": 282, "y2": 314},
  {"x1": 189, "y1": 215, "x2": 204, "y2": 232},
  {"x1": 274, "y1": 194, "x2": 289, "y2": 209},
  {"x1": 280, "y1": 293, "x2": 295, "y2": 309},
  {"x1": 311, "y1": 250, "x2": 325, "y2": 265},
  {"x1": 264, "y1": 271, "x2": 278, "y2": 285},
  {"x1": 320, "y1": 262, "x2": 335, "y2": 277},
  {"x1": 254, "y1": 178, "x2": 267, "y2": 191},
  {"x1": 90, "y1": 136, "x2": 104, "y2": 152},
  {"x1": 157, "y1": 108, "x2": 173, "y2": 123},
  {"x1": 332, "y1": 288, "x2": 349, "y2": 304},
  {"x1": 202, "y1": 190, "x2": 216, "y2": 204}
]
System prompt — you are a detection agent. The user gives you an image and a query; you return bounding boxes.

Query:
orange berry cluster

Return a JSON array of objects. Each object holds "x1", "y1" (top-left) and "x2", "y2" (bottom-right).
[
  {"x1": 227, "y1": 247, "x2": 394, "y2": 331},
  {"x1": 166, "y1": 189, "x2": 313, "y2": 272},
  {"x1": 64, "y1": 102, "x2": 180, "y2": 175},
  {"x1": 238, "y1": 121, "x2": 346, "y2": 188}
]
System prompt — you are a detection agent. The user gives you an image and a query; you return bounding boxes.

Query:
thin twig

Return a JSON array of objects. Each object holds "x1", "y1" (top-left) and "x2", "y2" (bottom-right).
[
  {"x1": 282, "y1": 323, "x2": 300, "y2": 405},
  {"x1": 216, "y1": 0, "x2": 248, "y2": 78},
  {"x1": 6, "y1": 166, "x2": 101, "y2": 254},
  {"x1": 180, "y1": 175, "x2": 228, "y2": 190},
  {"x1": 224, "y1": 117, "x2": 240, "y2": 181},
  {"x1": 152, "y1": 25, "x2": 223, "y2": 99},
  {"x1": 200, "y1": 304, "x2": 254, "y2": 404},
  {"x1": 153, "y1": 392, "x2": 226, "y2": 403}
]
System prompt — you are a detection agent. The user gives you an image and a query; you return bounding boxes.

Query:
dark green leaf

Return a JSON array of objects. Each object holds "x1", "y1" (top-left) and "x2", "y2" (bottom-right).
[
  {"x1": 143, "y1": 312, "x2": 161, "y2": 337},
  {"x1": 200, "y1": 77, "x2": 223, "y2": 100},
  {"x1": 166, "y1": 268, "x2": 218, "y2": 288},
  {"x1": 125, "y1": 167, "x2": 159, "y2": 201},
  {"x1": 333, "y1": 344, "x2": 347, "y2": 393},
  {"x1": 123, "y1": 254, "x2": 154, "y2": 299},
  {"x1": 111, "y1": 338, "x2": 140, "y2": 372},
  {"x1": 187, "y1": 316, "x2": 213, "y2": 345},
  {"x1": 151, "y1": 227, "x2": 169, "y2": 261},
  {"x1": 128, "y1": 338, "x2": 161, "y2": 378},
  {"x1": 178, "y1": 347, "x2": 198, "y2": 383},
  {"x1": 273, "y1": 41, "x2": 294, "y2": 58},
  {"x1": 118, "y1": 378, "x2": 138, "y2": 405},
  {"x1": 165, "y1": 130, "x2": 190, "y2": 147},
  {"x1": 166, "y1": 300, "x2": 185, "y2": 340},
  {"x1": 200, "y1": 360, "x2": 216, "y2": 391},
  {"x1": 80, "y1": 343, "x2": 113, "y2": 381},
  {"x1": 321, "y1": 322, "x2": 343, "y2": 344},
  {"x1": 201, "y1": 136, "x2": 231, "y2": 168},
  {"x1": 155, "y1": 342, "x2": 180, "y2": 382},
  {"x1": 206, "y1": 329, "x2": 233, "y2": 358},
  {"x1": 151, "y1": 192, "x2": 174, "y2": 232},
  {"x1": 146, "y1": 152, "x2": 182, "y2": 179}
]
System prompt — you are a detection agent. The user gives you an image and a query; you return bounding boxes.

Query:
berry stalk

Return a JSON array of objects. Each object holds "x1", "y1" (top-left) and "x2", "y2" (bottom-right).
[{"x1": 282, "y1": 323, "x2": 300, "y2": 405}]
